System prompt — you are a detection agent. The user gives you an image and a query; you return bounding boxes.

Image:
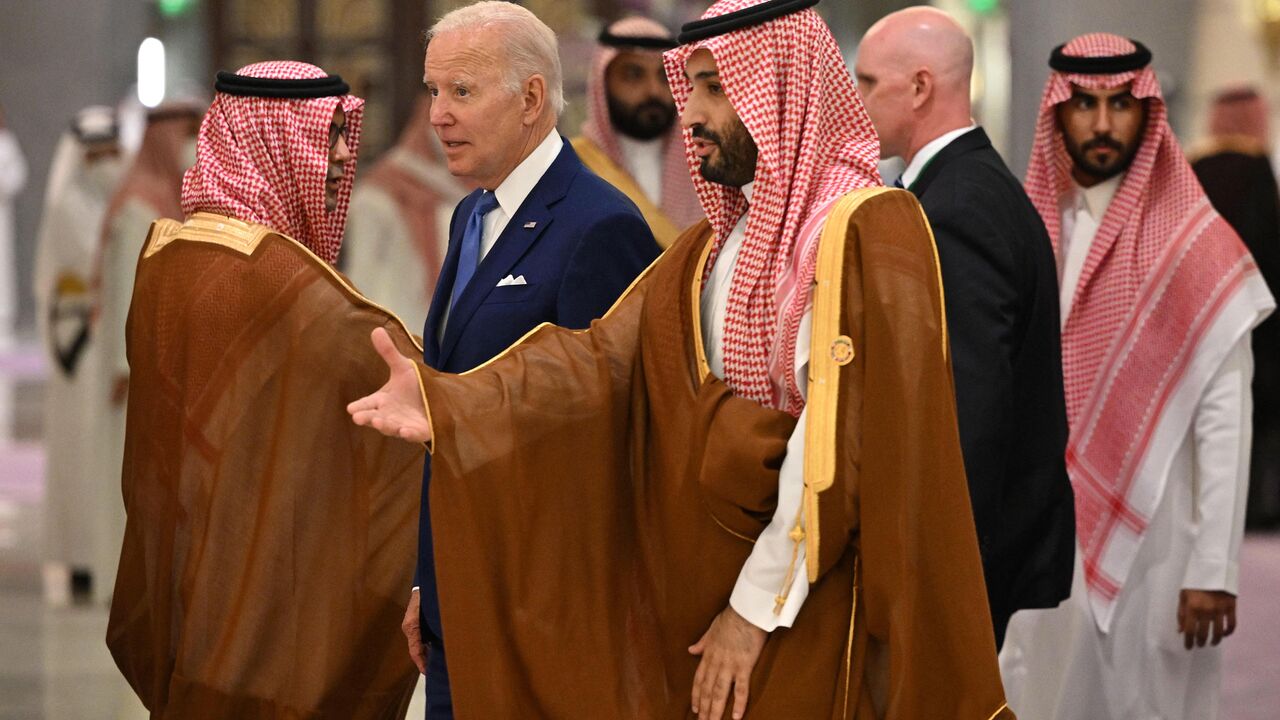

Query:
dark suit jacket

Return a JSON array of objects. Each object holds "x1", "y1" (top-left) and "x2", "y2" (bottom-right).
[
  {"x1": 416, "y1": 139, "x2": 659, "y2": 646},
  {"x1": 909, "y1": 127, "x2": 1074, "y2": 645}
]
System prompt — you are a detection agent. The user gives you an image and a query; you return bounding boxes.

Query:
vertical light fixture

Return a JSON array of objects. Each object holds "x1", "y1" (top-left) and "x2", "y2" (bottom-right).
[{"x1": 137, "y1": 37, "x2": 166, "y2": 108}]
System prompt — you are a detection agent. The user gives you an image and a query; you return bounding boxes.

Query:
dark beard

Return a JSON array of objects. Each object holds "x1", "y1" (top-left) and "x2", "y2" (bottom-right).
[
  {"x1": 692, "y1": 119, "x2": 757, "y2": 188},
  {"x1": 1064, "y1": 133, "x2": 1140, "y2": 183},
  {"x1": 607, "y1": 94, "x2": 676, "y2": 141}
]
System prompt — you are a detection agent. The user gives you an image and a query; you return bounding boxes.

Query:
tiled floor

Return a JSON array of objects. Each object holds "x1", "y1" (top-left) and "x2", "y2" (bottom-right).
[{"x1": 1, "y1": 341, "x2": 1277, "y2": 719}]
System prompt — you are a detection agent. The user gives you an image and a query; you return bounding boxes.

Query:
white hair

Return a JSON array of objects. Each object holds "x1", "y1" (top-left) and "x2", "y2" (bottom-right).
[{"x1": 428, "y1": 1, "x2": 565, "y2": 117}]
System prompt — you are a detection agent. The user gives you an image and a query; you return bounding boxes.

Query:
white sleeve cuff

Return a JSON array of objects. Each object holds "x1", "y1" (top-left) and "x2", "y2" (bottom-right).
[
  {"x1": 729, "y1": 559, "x2": 810, "y2": 632},
  {"x1": 1183, "y1": 557, "x2": 1239, "y2": 595}
]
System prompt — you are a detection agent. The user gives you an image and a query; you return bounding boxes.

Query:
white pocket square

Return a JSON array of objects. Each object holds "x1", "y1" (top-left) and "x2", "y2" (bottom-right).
[{"x1": 496, "y1": 274, "x2": 528, "y2": 287}]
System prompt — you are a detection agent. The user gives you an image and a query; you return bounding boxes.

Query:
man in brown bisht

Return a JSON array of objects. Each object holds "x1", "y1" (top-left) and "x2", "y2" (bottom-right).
[
  {"x1": 351, "y1": 1, "x2": 1011, "y2": 718},
  {"x1": 107, "y1": 61, "x2": 424, "y2": 719},
  {"x1": 571, "y1": 15, "x2": 701, "y2": 248}
]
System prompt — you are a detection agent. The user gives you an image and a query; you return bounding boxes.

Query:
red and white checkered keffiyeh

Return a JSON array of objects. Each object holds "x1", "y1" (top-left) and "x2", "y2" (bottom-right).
[
  {"x1": 583, "y1": 16, "x2": 702, "y2": 231},
  {"x1": 664, "y1": 0, "x2": 881, "y2": 416},
  {"x1": 1025, "y1": 33, "x2": 1274, "y2": 630},
  {"x1": 181, "y1": 61, "x2": 364, "y2": 265}
]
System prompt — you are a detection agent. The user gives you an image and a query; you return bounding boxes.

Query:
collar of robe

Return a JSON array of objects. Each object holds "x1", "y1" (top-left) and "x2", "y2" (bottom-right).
[
  {"x1": 213, "y1": 71, "x2": 350, "y2": 99},
  {"x1": 1048, "y1": 40, "x2": 1152, "y2": 74},
  {"x1": 677, "y1": 0, "x2": 820, "y2": 45}
]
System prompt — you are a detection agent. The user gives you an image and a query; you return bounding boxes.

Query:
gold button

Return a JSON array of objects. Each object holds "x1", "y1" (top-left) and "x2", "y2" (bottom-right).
[{"x1": 829, "y1": 336, "x2": 855, "y2": 365}]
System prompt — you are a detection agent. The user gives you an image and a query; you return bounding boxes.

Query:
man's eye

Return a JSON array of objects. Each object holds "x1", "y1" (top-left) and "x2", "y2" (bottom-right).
[
  {"x1": 456, "y1": 87, "x2": 469, "y2": 98},
  {"x1": 427, "y1": 87, "x2": 438, "y2": 97},
  {"x1": 1111, "y1": 97, "x2": 1133, "y2": 110},
  {"x1": 708, "y1": 84, "x2": 723, "y2": 95}
]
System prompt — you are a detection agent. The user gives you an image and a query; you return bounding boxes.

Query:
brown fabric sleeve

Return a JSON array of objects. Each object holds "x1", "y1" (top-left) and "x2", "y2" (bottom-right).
[{"x1": 108, "y1": 230, "x2": 424, "y2": 719}]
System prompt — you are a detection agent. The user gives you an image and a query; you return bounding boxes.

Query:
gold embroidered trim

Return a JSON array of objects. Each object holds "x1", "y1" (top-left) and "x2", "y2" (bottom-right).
[
  {"x1": 690, "y1": 237, "x2": 715, "y2": 383},
  {"x1": 840, "y1": 557, "x2": 860, "y2": 720},
  {"x1": 773, "y1": 503, "x2": 807, "y2": 615},
  {"x1": 710, "y1": 514, "x2": 757, "y2": 545},
  {"x1": 915, "y1": 201, "x2": 951, "y2": 365},
  {"x1": 571, "y1": 136, "x2": 682, "y2": 249},
  {"x1": 985, "y1": 703, "x2": 1010, "y2": 720}
]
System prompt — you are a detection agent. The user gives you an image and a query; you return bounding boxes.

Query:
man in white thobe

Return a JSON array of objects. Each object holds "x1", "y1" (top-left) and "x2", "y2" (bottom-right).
[
  {"x1": 35, "y1": 106, "x2": 126, "y2": 603},
  {"x1": 0, "y1": 104, "x2": 28, "y2": 442},
  {"x1": 1000, "y1": 34, "x2": 1275, "y2": 720}
]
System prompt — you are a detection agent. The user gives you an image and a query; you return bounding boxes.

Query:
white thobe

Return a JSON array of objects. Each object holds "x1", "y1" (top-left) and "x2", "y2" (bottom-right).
[
  {"x1": 344, "y1": 147, "x2": 465, "y2": 333},
  {"x1": 35, "y1": 143, "x2": 125, "y2": 594},
  {"x1": 0, "y1": 128, "x2": 28, "y2": 442},
  {"x1": 999, "y1": 187, "x2": 1254, "y2": 720},
  {"x1": 616, "y1": 135, "x2": 664, "y2": 209},
  {"x1": 701, "y1": 183, "x2": 812, "y2": 631}
]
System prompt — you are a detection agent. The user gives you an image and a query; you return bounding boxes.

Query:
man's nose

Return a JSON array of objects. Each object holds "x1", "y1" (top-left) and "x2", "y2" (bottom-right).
[
  {"x1": 430, "y1": 96, "x2": 453, "y2": 126},
  {"x1": 681, "y1": 99, "x2": 705, "y2": 130},
  {"x1": 1092, "y1": 105, "x2": 1112, "y2": 135},
  {"x1": 332, "y1": 134, "x2": 352, "y2": 163}
]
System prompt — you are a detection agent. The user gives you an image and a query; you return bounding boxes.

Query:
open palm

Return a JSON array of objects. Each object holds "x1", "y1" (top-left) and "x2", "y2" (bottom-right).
[{"x1": 347, "y1": 327, "x2": 433, "y2": 443}]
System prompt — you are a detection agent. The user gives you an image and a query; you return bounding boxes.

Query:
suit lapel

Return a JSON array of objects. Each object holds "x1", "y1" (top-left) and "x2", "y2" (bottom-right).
[
  {"x1": 910, "y1": 127, "x2": 991, "y2": 197},
  {"x1": 437, "y1": 139, "x2": 579, "y2": 366},
  {"x1": 423, "y1": 193, "x2": 478, "y2": 366}
]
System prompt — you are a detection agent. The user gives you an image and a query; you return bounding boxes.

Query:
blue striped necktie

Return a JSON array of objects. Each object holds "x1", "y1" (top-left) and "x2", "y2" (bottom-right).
[{"x1": 450, "y1": 191, "x2": 500, "y2": 311}]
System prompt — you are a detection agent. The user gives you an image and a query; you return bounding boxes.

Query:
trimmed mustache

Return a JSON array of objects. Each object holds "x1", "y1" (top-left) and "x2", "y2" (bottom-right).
[
  {"x1": 691, "y1": 125, "x2": 721, "y2": 144},
  {"x1": 1083, "y1": 136, "x2": 1123, "y2": 153}
]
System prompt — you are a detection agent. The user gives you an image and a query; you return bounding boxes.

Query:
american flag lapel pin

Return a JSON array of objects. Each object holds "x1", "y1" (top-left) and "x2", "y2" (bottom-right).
[{"x1": 524, "y1": 221, "x2": 537, "y2": 229}]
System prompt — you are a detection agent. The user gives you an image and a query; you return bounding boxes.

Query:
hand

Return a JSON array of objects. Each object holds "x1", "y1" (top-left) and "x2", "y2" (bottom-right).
[
  {"x1": 689, "y1": 605, "x2": 767, "y2": 719},
  {"x1": 110, "y1": 374, "x2": 129, "y2": 406},
  {"x1": 402, "y1": 589, "x2": 426, "y2": 673},
  {"x1": 347, "y1": 327, "x2": 433, "y2": 443},
  {"x1": 1177, "y1": 589, "x2": 1237, "y2": 649}
]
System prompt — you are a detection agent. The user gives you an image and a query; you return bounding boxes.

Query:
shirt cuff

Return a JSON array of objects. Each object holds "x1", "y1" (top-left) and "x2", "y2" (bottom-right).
[
  {"x1": 411, "y1": 586, "x2": 420, "y2": 594},
  {"x1": 1183, "y1": 556, "x2": 1239, "y2": 595},
  {"x1": 729, "y1": 562, "x2": 810, "y2": 632}
]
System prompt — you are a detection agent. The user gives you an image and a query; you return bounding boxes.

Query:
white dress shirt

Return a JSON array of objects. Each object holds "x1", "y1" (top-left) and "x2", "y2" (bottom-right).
[
  {"x1": 899, "y1": 123, "x2": 977, "y2": 191},
  {"x1": 437, "y1": 129, "x2": 563, "y2": 339},
  {"x1": 1058, "y1": 174, "x2": 1123, "y2": 324},
  {"x1": 616, "y1": 134, "x2": 664, "y2": 207},
  {"x1": 700, "y1": 183, "x2": 814, "y2": 630}
]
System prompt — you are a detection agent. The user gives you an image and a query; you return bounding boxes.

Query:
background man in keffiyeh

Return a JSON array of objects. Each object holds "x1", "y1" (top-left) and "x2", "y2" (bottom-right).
[
  {"x1": 35, "y1": 105, "x2": 126, "y2": 605},
  {"x1": 856, "y1": 6, "x2": 1074, "y2": 650},
  {"x1": 345, "y1": 93, "x2": 470, "y2": 332},
  {"x1": 1190, "y1": 87, "x2": 1280, "y2": 530},
  {"x1": 999, "y1": 34, "x2": 1275, "y2": 720},
  {"x1": 350, "y1": 1, "x2": 1011, "y2": 718},
  {"x1": 107, "y1": 61, "x2": 426, "y2": 719},
  {"x1": 570, "y1": 15, "x2": 701, "y2": 247}
]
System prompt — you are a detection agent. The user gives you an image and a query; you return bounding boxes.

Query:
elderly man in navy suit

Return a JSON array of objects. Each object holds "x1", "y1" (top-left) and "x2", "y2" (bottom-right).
[{"x1": 402, "y1": 2, "x2": 659, "y2": 717}]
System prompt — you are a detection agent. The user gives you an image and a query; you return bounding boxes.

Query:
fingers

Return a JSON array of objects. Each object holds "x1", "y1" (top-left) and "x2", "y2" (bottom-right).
[
  {"x1": 707, "y1": 670, "x2": 731, "y2": 719},
  {"x1": 1195, "y1": 611, "x2": 1210, "y2": 648},
  {"x1": 691, "y1": 657, "x2": 706, "y2": 713},
  {"x1": 1211, "y1": 611, "x2": 1225, "y2": 646},
  {"x1": 401, "y1": 602, "x2": 425, "y2": 674},
  {"x1": 370, "y1": 327, "x2": 401, "y2": 366},
  {"x1": 732, "y1": 668, "x2": 750, "y2": 720},
  {"x1": 1225, "y1": 604, "x2": 1237, "y2": 637}
]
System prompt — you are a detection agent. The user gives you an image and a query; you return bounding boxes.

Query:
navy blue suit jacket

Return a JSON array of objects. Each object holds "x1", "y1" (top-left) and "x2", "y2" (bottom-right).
[{"x1": 416, "y1": 139, "x2": 659, "y2": 643}]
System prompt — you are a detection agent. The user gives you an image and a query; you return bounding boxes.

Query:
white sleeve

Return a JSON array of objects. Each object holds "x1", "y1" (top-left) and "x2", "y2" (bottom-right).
[
  {"x1": 1182, "y1": 335, "x2": 1253, "y2": 594},
  {"x1": 0, "y1": 130, "x2": 27, "y2": 199},
  {"x1": 728, "y1": 310, "x2": 814, "y2": 631},
  {"x1": 729, "y1": 406, "x2": 811, "y2": 631},
  {"x1": 101, "y1": 202, "x2": 154, "y2": 379}
]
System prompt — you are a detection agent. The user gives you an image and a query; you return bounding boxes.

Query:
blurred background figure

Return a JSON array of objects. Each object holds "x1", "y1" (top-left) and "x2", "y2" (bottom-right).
[
  {"x1": 0, "y1": 103, "x2": 28, "y2": 442},
  {"x1": 570, "y1": 15, "x2": 701, "y2": 247},
  {"x1": 344, "y1": 94, "x2": 469, "y2": 333},
  {"x1": 92, "y1": 101, "x2": 202, "y2": 582},
  {"x1": 1191, "y1": 87, "x2": 1280, "y2": 530},
  {"x1": 33, "y1": 106, "x2": 126, "y2": 605}
]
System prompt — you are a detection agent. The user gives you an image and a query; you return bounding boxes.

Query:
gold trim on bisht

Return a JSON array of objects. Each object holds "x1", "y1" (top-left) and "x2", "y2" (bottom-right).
[{"x1": 571, "y1": 136, "x2": 683, "y2": 249}]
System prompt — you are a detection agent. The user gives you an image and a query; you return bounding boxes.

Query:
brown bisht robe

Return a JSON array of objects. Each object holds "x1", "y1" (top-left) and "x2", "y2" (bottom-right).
[
  {"x1": 107, "y1": 212, "x2": 424, "y2": 719},
  {"x1": 418, "y1": 188, "x2": 1013, "y2": 719}
]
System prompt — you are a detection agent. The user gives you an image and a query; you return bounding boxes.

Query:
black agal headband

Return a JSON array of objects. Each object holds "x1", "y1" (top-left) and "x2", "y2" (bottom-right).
[
  {"x1": 214, "y1": 71, "x2": 350, "y2": 99},
  {"x1": 677, "y1": 0, "x2": 820, "y2": 45},
  {"x1": 1049, "y1": 40, "x2": 1152, "y2": 75},
  {"x1": 598, "y1": 26, "x2": 677, "y2": 50}
]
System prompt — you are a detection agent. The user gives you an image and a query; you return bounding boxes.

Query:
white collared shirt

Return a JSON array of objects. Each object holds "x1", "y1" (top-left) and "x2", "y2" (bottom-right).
[
  {"x1": 899, "y1": 123, "x2": 977, "y2": 190},
  {"x1": 1058, "y1": 173, "x2": 1123, "y2": 324},
  {"x1": 481, "y1": 128, "x2": 564, "y2": 261},
  {"x1": 616, "y1": 134, "x2": 664, "y2": 206}
]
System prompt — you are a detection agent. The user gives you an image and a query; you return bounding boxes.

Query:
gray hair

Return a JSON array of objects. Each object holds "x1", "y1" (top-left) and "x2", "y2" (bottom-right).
[{"x1": 428, "y1": 1, "x2": 565, "y2": 117}]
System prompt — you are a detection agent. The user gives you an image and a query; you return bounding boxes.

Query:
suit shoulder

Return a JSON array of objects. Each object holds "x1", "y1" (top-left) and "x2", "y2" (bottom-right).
[{"x1": 566, "y1": 164, "x2": 647, "y2": 221}]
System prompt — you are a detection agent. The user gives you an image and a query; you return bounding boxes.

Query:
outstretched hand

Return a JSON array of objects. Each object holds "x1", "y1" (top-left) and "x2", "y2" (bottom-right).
[{"x1": 347, "y1": 327, "x2": 433, "y2": 444}]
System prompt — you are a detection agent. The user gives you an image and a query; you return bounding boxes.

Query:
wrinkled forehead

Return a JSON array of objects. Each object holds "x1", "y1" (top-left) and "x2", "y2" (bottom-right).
[{"x1": 423, "y1": 27, "x2": 503, "y2": 81}]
